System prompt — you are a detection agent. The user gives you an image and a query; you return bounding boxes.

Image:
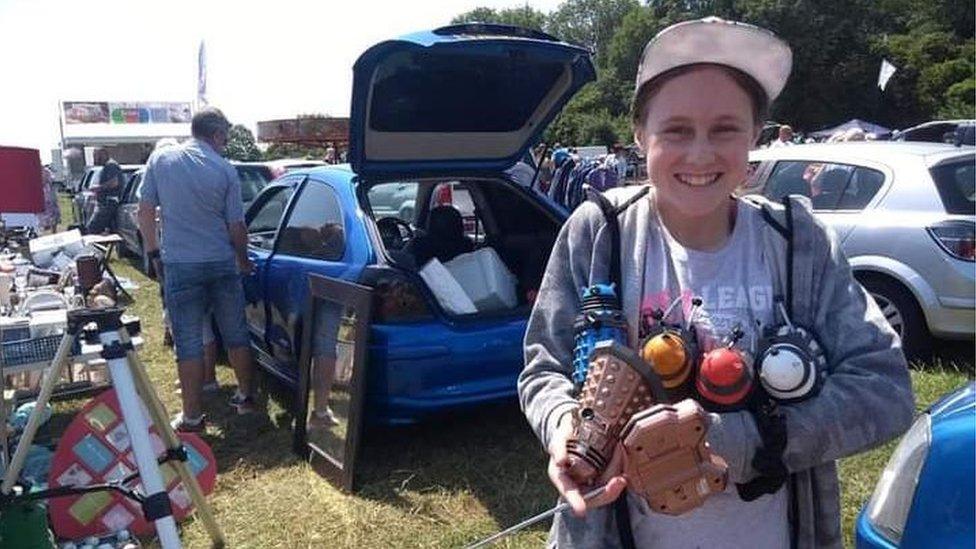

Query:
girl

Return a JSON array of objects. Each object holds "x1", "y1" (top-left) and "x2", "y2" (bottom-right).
[{"x1": 519, "y1": 17, "x2": 913, "y2": 548}]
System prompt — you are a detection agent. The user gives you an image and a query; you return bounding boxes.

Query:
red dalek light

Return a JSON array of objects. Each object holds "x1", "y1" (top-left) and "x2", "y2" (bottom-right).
[{"x1": 696, "y1": 326, "x2": 755, "y2": 410}]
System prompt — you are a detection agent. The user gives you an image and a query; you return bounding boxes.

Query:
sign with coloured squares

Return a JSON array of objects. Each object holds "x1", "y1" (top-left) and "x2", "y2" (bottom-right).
[
  {"x1": 169, "y1": 483, "x2": 192, "y2": 511},
  {"x1": 49, "y1": 389, "x2": 218, "y2": 540},
  {"x1": 104, "y1": 461, "x2": 134, "y2": 484},
  {"x1": 56, "y1": 463, "x2": 93, "y2": 488},
  {"x1": 84, "y1": 403, "x2": 118, "y2": 432},
  {"x1": 105, "y1": 422, "x2": 132, "y2": 452},
  {"x1": 101, "y1": 503, "x2": 136, "y2": 532},
  {"x1": 186, "y1": 444, "x2": 209, "y2": 476},
  {"x1": 72, "y1": 434, "x2": 114, "y2": 474},
  {"x1": 68, "y1": 491, "x2": 112, "y2": 526}
]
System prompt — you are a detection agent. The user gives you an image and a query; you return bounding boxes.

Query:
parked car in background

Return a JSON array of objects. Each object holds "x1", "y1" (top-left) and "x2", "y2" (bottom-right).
[
  {"x1": 116, "y1": 161, "x2": 273, "y2": 274},
  {"x1": 893, "y1": 119, "x2": 976, "y2": 146},
  {"x1": 856, "y1": 382, "x2": 974, "y2": 548},
  {"x1": 746, "y1": 142, "x2": 975, "y2": 357},
  {"x1": 71, "y1": 164, "x2": 141, "y2": 227},
  {"x1": 242, "y1": 24, "x2": 591, "y2": 425},
  {"x1": 264, "y1": 158, "x2": 327, "y2": 179}
]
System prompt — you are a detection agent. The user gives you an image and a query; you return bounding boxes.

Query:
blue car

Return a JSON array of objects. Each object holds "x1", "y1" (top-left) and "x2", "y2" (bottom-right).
[
  {"x1": 856, "y1": 382, "x2": 975, "y2": 547},
  {"x1": 243, "y1": 24, "x2": 595, "y2": 425}
]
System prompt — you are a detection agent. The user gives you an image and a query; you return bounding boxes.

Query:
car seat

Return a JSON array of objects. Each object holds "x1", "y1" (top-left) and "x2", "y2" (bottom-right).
[{"x1": 407, "y1": 206, "x2": 474, "y2": 266}]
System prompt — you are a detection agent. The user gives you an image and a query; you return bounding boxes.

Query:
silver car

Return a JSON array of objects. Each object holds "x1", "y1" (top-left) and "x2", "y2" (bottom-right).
[
  {"x1": 116, "y1": 162, "x2": 273, "y2": 274},
  {"x1": 747, "y1": 142, "x2": 975, "y2": 357}
]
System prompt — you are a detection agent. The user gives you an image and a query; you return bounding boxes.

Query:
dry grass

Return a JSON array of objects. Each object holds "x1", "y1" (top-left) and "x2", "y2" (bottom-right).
[{"x1": 50, "y1": 195, "x2": 973, "y2": 548}]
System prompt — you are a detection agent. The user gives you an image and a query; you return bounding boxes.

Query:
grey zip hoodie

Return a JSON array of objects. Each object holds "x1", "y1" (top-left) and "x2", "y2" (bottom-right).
[{"x1": 519, "y1": 187, "x2": 914, "y2": 548}]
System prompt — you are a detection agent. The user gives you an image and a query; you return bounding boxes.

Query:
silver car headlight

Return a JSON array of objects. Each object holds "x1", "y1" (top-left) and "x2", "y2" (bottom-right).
[{"x1": 866, "y1": 413, "x2": 932, "y2": 544}]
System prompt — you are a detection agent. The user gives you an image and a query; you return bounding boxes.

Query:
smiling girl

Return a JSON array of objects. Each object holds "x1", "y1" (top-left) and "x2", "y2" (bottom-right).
[{"x1": 519, "y1": 17, "x2": 913, "y2": 548}]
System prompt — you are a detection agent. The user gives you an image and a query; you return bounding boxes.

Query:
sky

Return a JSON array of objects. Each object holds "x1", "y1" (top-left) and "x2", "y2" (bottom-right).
[{"x1": 0, "y1": 0, "x2": 565, "y2": 162}]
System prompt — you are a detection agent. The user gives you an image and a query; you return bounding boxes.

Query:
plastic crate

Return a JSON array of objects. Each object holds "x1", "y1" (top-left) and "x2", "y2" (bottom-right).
[{"x1": 1, "y1": 334, "x2": 71, "y2": 367}]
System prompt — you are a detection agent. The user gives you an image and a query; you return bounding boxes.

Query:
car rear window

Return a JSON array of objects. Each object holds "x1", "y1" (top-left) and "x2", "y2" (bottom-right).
[
  {"x1": 763, "y1": 160, "x2": 884, "y2": 211},
  {"x1": 930, "y1": 158, "x2": 976, "y2": 215},
  {"x1": 369, "y1": 50, "x2": 564, "y2": 133}
]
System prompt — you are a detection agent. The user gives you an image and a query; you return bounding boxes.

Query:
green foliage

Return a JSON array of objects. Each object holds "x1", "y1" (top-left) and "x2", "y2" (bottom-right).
[
  {"x1": 453, "y1": 0, "x2": 974, "y2": 138},
  {"x1": 224, "y1": 124, "x2": 262, "y2": 162},
  {"x1": 547, "y1": 0, "x2": 639, "y2": 65},
  {"x1": 451, "y1": 5, "x2": 548, "y2": 30},
  {"x1": 264, "y1": 142, "x2": 328, "y2": 161}
]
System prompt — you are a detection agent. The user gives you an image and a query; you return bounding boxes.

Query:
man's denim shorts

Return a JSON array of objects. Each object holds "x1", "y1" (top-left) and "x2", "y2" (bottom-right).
[{"x1": 163, "y1": 260, "x2": 249, "y2": 361}]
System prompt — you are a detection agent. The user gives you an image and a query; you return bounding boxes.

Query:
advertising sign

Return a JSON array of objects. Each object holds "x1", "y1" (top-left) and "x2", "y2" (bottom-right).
[{"x1": 62, "y1": 101, "x2": 193, "y2": 125}]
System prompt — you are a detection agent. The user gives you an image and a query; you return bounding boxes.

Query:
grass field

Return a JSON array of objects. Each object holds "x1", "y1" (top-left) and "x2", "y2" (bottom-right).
[{"x1": 50, "y1": 198, "x2": 973, "y2": 548}]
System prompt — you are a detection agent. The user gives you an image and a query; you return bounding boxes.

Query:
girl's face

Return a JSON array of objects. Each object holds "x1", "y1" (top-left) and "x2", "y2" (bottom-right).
[{"x1": 635, "y1": 66, "x2": 759, "y2": 221}]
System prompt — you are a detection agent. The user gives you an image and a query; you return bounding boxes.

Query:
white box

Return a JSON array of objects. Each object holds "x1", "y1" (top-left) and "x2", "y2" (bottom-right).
[
  {"x1": 445, "y1": 247, "x2": 517, "y2": 311},
  {"x1": 419, "y1": 258, "x2": 477, "y2": 315}
]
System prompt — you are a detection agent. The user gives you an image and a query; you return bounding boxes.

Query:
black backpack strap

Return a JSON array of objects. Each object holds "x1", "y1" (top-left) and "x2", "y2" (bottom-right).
[
  {"x1": 584, "y1": 186, "x2": 648, "y2": 549},
  {"x1": 614, "y1": 495, "x2": 637, "y2": 549},
  {"x1": 783, "y1": 196, "x2": 796, "y2": 319},
  {"x1": 586, "y1": 188, "x2": 622, "y2": 289},
  {"x1": 584, "y1": 186, "x2": 651, "y2": 289}
]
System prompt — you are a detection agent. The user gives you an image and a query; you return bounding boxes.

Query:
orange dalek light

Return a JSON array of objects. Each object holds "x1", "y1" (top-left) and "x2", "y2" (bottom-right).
[
  {"x1": 565, "y1": 340, "x2": 669, "y2": 486},
  {"x1": 695, "y1": 325, "x2": 755, "y2": 411},
  {"x1": 640, "y1": 297, "x2": 702, "y2": 399}
]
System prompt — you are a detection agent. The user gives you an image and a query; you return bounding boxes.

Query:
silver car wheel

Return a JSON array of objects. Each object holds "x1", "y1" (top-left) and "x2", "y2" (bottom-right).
[{"x1": 871, "y1": 292, "x2": 904, "y2": 337}]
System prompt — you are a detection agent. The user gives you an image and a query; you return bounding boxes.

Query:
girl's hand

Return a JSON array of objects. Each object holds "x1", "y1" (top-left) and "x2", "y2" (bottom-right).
[{"x1": 546, "y1": 411, "x2": 628, "y2": 517}]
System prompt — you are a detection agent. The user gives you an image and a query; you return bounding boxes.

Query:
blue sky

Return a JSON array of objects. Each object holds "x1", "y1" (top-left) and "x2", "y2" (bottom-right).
[{"x1": 0, "y1": 0, "x2": 564, "y2": 161}]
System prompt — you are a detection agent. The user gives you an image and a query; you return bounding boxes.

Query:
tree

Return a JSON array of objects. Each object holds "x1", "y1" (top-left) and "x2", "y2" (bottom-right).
[
  {"x1": 451, "y1": 5, "x2": 548, "y2": 31},
  {"x1": 224, "y1": 124, "x2": 262, "y2": 161},
  {"x1": 548, "y1": 0, "x2": 639, "y2": 65}
]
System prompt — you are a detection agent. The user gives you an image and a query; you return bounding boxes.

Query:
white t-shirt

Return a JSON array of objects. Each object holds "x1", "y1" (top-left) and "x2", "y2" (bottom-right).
[{"x1": 631, "y1": 199, "x2": 790, "y2": 548}]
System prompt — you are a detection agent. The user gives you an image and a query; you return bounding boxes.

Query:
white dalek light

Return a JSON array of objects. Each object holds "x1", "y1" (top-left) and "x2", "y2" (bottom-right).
[{"x1": 756, "y1": 303, "x2": 826, "y2": 402}]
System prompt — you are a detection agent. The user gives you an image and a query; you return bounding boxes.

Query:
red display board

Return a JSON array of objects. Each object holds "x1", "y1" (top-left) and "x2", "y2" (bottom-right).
[
  {"x1": 0, "y1": 146, "x2": 44, "y2": 213},
  {"x1": 48, "y1": 389, "x2": 217, "y2": 539}
]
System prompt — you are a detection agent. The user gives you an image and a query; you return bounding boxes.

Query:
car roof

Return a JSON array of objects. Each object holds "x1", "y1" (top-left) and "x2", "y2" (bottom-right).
[
  {"x1": 263, "y1": 158, "x2": 327, "y2": 168},
  {"x1": 750, "y1": 142, "x2": 974, "y2": 167},
  {"x1": 297, "y1": 164, "x2": 354, "y2": 177}
]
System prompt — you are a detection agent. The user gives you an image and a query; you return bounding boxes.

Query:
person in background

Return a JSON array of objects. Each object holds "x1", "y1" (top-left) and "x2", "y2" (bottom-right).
[
  {"x1": 770, "y1": 124, "x2": 794, "y2": 147},
  {"x1": 139, "y1": 107, "x2": 260, "y2": 432},
  {"x1": 85, "y1": 148, "x2": 124, "y2": 234},
  {"x1": 39, "y1": 167, "x2": 60, "y2": 233}
]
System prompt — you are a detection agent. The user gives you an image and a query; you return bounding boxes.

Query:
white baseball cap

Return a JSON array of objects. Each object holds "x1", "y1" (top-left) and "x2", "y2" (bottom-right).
[{"x1": 635, "y1": 17, "x2": 793, "y2": 104}]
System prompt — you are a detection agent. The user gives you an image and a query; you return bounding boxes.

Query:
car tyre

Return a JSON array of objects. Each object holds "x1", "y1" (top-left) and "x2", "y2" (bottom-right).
[{"x1": 860, "y1": 275, "x2": 931, "y2": 359}]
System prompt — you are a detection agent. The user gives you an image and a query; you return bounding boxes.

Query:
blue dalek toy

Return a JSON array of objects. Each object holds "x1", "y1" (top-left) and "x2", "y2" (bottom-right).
[{"x1": 572, "y1": 284, "x2": 628, "y2": 391}]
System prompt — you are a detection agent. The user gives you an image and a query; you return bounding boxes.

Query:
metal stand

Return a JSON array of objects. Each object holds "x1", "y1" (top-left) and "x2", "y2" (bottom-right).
[{"x1": 0, "y1": 308, "x2": 225, "y2": 548}]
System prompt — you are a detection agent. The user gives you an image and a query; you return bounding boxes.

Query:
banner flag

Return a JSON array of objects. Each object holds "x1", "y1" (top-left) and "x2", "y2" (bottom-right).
[{"x1": 878, "y1": 58, "x2": 897, "y2": 91}]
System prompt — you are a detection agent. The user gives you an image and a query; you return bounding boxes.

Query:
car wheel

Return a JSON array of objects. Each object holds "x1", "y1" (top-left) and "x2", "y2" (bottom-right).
[{"x1": 860, "y1": 275, "x2": 931, "y2": 359}]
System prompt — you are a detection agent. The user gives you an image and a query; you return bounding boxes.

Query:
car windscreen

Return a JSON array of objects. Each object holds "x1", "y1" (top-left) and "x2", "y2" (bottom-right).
[
  {"x1": 237, "y1": 166, "x2": 271, "y2": 204},
  {"x1": 930, "y1": 158, "x2": 976, "y2": 215}
]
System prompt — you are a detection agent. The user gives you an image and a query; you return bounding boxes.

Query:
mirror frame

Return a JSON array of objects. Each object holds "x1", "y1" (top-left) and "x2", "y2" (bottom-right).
[{"x1": 293, "y1": 273, "x2": 372, "y2": 492}]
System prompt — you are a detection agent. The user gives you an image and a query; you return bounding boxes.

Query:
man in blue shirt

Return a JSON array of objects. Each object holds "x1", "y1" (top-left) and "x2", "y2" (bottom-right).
[{"x1": 139, "y1": 107, "x2": 259, "y2": 431}]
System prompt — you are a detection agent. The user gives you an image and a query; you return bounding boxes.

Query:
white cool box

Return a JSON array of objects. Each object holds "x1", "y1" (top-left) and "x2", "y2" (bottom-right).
[{"x1": 419, "y1": 247, "x2": 518, "y2": 315}]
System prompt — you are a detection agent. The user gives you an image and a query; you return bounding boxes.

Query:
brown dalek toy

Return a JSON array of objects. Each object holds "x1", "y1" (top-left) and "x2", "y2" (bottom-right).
[
  {"x1": 620, "y1": 400, "x2": 728, "y2": 515},
  {"x1": 565, "y1": 340, "x2": 669, "y2": 485},
  {"x1": 566, "y1": 341, "x2": 728, "y2": 516}
]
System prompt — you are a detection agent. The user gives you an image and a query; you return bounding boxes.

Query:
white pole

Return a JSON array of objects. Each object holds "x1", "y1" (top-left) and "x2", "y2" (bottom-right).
[{"x1": 100, "y1": 329, "x2": 182, "y2": 549}]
